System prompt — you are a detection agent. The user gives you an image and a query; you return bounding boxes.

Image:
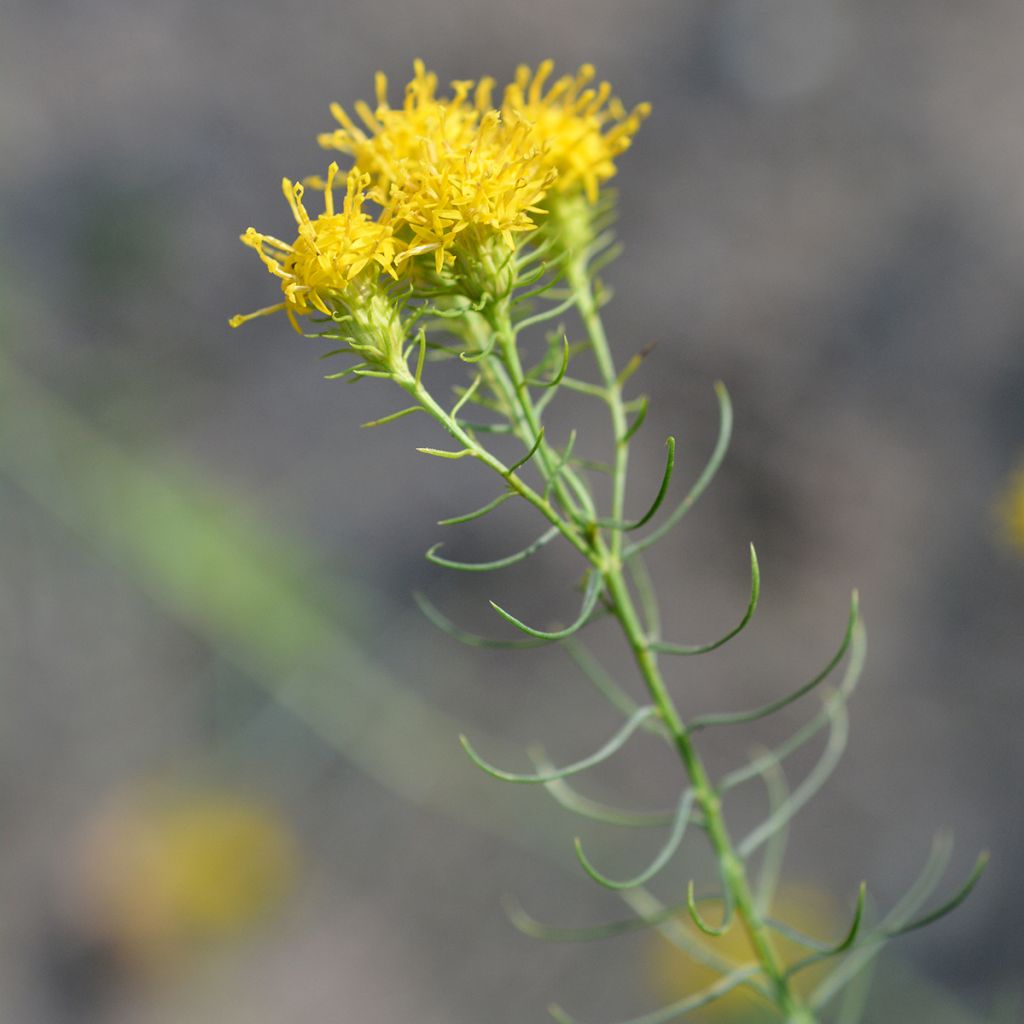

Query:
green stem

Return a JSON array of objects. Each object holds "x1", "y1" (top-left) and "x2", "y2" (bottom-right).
[
  {"x1": 567, "y1": 257, "x2": 629, "y2": 560},
  {"x1": 396, "y1": 366, "x2": 595, "y2": 566},
  {"x1": 484, "y1": 300, "x2": 597, "y2": 524},
  {"x1": 566, "y1": 258, "x2": 816, "y2": 1024}
]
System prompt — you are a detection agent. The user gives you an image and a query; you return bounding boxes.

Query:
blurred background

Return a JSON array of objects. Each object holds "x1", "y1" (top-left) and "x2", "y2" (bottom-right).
[{"x1": 1, "y1": 0, "x2": 1022, "y2": 1021}]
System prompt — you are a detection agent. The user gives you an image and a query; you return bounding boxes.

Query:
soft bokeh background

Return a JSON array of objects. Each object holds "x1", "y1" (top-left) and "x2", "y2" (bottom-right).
[{"x1": 2, "y1": 1, "x2": 1022, "y2": 1021}]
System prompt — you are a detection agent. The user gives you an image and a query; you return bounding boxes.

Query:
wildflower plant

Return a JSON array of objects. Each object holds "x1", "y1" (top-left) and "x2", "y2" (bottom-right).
[{"x1": 231, "y1": 62, "x2": 986, "y2": 1024}]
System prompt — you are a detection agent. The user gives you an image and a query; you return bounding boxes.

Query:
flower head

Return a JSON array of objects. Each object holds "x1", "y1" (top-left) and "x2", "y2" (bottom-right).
[
  {"x1": 386, "y1": 111, "x2": 555, "y2": 274},
  {"x1": 230, "y1": 163, "x2": 396, "y2": 331},
  {"x1": 319, "y1": 60, "x2": 495, "y2": 197},
  {"x1": 320, "y1": 62, "x2": 553, "y2": 273},
  {"x1": 503, "y1": 61, "x2": 651, "y2": 203}
]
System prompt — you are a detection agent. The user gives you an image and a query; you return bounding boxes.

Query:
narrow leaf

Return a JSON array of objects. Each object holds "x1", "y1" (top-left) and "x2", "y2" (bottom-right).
[
  {"x1": 490, "y1": 571, "x2": 602, "y2": 641},
  {"x1": 626, "y1": 382, "x2": 733, "y2": 557},
  {"x1": 686, "y1": 880, "x2": 734, "y2": 937},
  {"x1": 515, "y1": 293, "x2": 577, "y2": 334},
  {"x1": 550, "y1": 965, "x2": 762, "y2": 1024},
  {"x1": 438, "y1": 490, "x2": 514, "y2": 526},
  {"x1": 652, "y1": 544, "x2": 759, "y2": 655},
  {"x1": 737, "y1": 691, "x2": 850, "y2": 858},
  {"x1": 414, "y1": 327, "x2": 427, "y2": 385},
  {"x1": 718, "y1": 622, "x2": 866, "y2": 792},
  {"x1": 597, "y1": 438, "x2": 675, "y2": 532},
  {"x1": 459, "y1": 705, "x2": 658, "y2": 784},
  {"x1": 882, "y1": 851, "x2": 988, "y2": 938},
  {"x1": 426, "y1": 525, "x2": 559, "y2": 572},
  {"x1": 621, "y1": 395, "x2": 649, "y2": 445},
  {"x1": 413, "y1": 591, "x2": 549, "y2": 649},
  {"x1": 691, "y1": 592, "x2": 860, "y2": 731},
  {"x1": 416, "y1": 446, "x2": 475, "y2": 460},
  {"x1": 527, "y1": 334, "x2": 570, "y2": 388},
  {"x1": 531, "y1": 751, "x2": 677, "y2": 828},
  {"x1": 360, "y1": 405, "x2": 423, "y2": 429},
  {"x1": 450, "y1": 375, "x2": 482, "y2": 419},
  {"x1": 508, "y1": 427, "x2": 545, "y2": 475},
  {"x1": 503, "y1": 894, "x2": 681, "y2": 943},
  {"x1": 785, "y1": 882, "x2": 867, "y2": 979},
  {"x1": 574, "y1": 789, "x2": 696, "y2": 890}
]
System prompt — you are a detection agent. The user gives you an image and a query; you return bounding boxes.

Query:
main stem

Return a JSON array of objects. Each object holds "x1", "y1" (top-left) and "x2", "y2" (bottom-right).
[{"x1": 566, "y1": 257, "x2": 816, "y2": 1024}]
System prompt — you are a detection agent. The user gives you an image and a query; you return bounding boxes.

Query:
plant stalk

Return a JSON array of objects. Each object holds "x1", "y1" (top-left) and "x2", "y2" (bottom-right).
[{"x1": 567, "y1": 257, "x2": 816, "y2": 1024}]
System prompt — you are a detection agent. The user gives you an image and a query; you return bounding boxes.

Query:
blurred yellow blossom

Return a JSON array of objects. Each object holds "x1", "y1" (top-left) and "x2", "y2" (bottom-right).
[
  {"x1": 647, "y1": 884, "x2": 840, "y2": 1022},
  {"x1": 73, "y1": 789, "x2": 297, "y2": 972},
  {"x1": 995, "y1": 464, "x2": 1024, "y2": 555}
]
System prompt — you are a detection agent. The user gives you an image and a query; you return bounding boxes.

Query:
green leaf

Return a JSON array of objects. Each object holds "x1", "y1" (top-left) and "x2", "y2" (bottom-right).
[
  {"x1": 460, "y1": 705, "x2": 658, "y2": 784},
  {"x1": 425, "y1": 526, "x2": 559, "y2": 572},
  {"x1": 626, "y1": 382, "x2": 733, "y2": 557},
  {"x1": 651, "y1": 544, "x2": 759, "y2": 655}
]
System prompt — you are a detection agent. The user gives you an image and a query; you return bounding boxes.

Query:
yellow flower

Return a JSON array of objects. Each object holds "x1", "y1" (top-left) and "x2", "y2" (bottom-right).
[
  {"x1": 75, "y1": 789, "x2": 296, "y2": 970},
  {"x1": 503, "y1": 61, "x2": 651, "y2": 203},
  {"x1": 230, "y1": 162, "x2": 396, "y2": 332},
  {"x1": 319, "y1": 59, "x2": 495, "y2": 195},
  {"x1": 386, "y1": 110, "x2": 555, "y2": 274},
  {"x1": 320, "y1": 62, "x2": 554, "y2": 273},
  {"x1": 996, "y1": 464, "x2": 1024, "y2": 555}
]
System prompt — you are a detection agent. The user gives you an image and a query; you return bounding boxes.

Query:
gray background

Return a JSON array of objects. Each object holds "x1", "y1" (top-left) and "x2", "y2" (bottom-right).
[{"x1": 1, "y1": 0, "x2": 1022, "y2": 1021}]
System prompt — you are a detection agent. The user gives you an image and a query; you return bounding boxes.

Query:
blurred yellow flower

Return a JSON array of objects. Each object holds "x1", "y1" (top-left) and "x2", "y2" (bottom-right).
[
  {"x1": 75, "y1": 789, "x2": 297, "y2": 971},
  {"x1": 230, "y1": 162, "x2": 396, "y2": 331},
  {"x1": 503, "y1": 61, "x2": 651, "y2": 204},
  {"x1": 647, "y1": 884, "x2": 839, "y2": 1022},
  {"x1": 996, "y1": 464, "x2": 1024, "y2": 555}
]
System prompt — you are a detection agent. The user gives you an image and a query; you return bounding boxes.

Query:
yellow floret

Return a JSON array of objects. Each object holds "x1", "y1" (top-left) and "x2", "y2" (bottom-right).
[
  {"x1": 387, "y1": 111, "x2": 555, "y2": 273},
  {"x1": 230, "y1": 162, "x2": 396, "y2": 332},
  {"x1": 320, "y1": 63, "x2": 555, "y2": 273},
  {"x1": 319, "y1": 59, "x2": 495, "y2": 197},
  {"x1": 503, "y1": 61, "x2": 651, "y2": 203}
]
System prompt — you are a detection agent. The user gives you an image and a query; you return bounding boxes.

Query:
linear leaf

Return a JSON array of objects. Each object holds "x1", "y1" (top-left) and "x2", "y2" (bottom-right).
[
  {"x1": 652, "y1": 544, "x2": 760, "y2": 655},
  {"x1": 574, "y1": 789, "x2": 696, "y2": 890},
  {"x1": 691, "y1": 593, "x2": 859, "y2": 731},
  {"x1": 438, "y1": 490, "x2": 514, "y2": 526},
  {"x1": 490, "y1": 571, "x2": 603, "y2": 641},
  {"x1": 718, "y1": 623, "x2": 866, "y2": 792},
  {"x1": 626, "y1": 382, "x2": 733, "y2": 556},
  {"x1": 597, "y1": 438, "x2": 675, "y2": 532},
  {"x1": 503, "y1": 895, "x2": 682, "y2": 943},
  {"x1": 426, "y1": 526, "x2": 559, "y2": 572},
  {"x1": 686, "y1": 880, "x2": 734, "y2": 937},
  {"x1": 360, "y1": 405, "x2": 423, "y2": 429},
  {"x1": 531, "y1": 751, "x2": 677, "y2": 828},
  {"x1": 459, "y1": 705, "x2": 658, "y2": 784},
  {"x1": 549, "y1": 965, "x2": 762, "y2": 1024},
  {"x1": 508, "y1": 427, "x2": 545, "y2": 474},
  {"x1": 413, "y1": 591, "x2": 549, "y2": 649},
  {"x1": 737, "y1": 691, "x2": 850, "y2": 858},
  {"x1": 785, "y1": 883, "x2": 867, "y2": 979}
]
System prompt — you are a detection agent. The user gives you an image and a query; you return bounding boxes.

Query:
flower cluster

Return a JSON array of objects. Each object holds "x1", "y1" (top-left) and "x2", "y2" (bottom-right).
[{"x1": 232, "y1": 60, "x2": 648, "y2": 335}]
